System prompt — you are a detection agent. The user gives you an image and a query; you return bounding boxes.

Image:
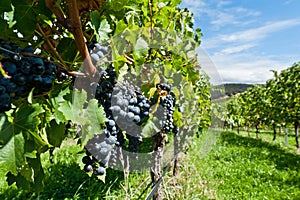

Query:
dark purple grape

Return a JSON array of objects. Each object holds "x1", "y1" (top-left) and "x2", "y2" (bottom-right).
[
  {"x1": 129, "y1": 97, "x2": 137, "y2": 105},
  {"x1": 20, "y1": 62, "x2": 31, "y2": 74},
  {"x1": 127, "y1": 112, "x2": 135, "y2": 120},
  {"x1": 91, "y1": 53, "x2": 100, "y2": 63},
  {"x1": 42, "y1": 76, "x2": 54, "y2": 89},
  {"x1": 13, "y1": 73, "x2": 26, "y2": 85},
  {"x1": 45, "y1": 63, "x2": 57, "y2": 75},
  {"x1": 6, "y1": 82, "x2": 18, "y2": 93},
  {"x1": 28, "y1": 57, "x2": 44, "y2": 66},
  {"x1": 2, "y1": 61, "x2": 17, "y2": 75},
  {"x1": 133, "y1": 115, "x2": 140, "y2": 123},
  {"x1": 143, "y1": 111, "x2": 149, "y2": 117},
  {"x1": 0, "y1": 93, "x2": 10, "y2": 103},
  {"x1": 0, "y1": 103, "x2": 11, "y2": 112},
  {"x1": 143, "y1": 103, "x2": 150, "y2": 109},
  {"x1": 30, "y1": 75, "x2": 43, "y2": 85},
  {"x1": 0, "y1": 85, "x2": 6, "y2": 94},
  {"x1": 32, "y1": 65, "x2": 45, "y2": 75},
  {"x1": 16, "y1": 86, "x2": 26, "y2": 97},
  {"x1": 11, "y1": 54, "x2": 21, "y2": 62},
  {"x1": 99, "y1": 161, "x2": 108, "y2": 168},
  {"x1": 96, "y1": 51, "x2": 104, "y2": 58},
  {"x1": 82, "y1": 156, "x2": 93, "y2": 165},
  {"x1": 22, "y1": 46, "x2": 34, "y2": 53},
  {"x1": 94, "y1": 166, "x2": 105, "y2": 175},
  {"x1": 84, "y1": 164, "x2": 93, "y2": 172}
]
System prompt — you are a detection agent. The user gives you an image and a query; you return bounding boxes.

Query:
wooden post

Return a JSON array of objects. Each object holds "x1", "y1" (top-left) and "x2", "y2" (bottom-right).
[{"x1": 150, "y1": 131, "x2": 165, "y2": 200}]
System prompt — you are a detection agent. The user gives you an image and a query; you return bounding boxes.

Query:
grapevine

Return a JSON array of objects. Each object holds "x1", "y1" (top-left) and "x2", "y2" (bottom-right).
[
  {"x1": 225, "y1": 62, "x2": 300, "y2": 147},
  {"x1": 0, "y1": 0, "x2": 210, "y2": 199}
]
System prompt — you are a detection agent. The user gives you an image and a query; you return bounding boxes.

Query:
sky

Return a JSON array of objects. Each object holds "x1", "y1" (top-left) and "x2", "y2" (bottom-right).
[{"x1": 180, "y1": 0, "x2": 300, "y2": 84}]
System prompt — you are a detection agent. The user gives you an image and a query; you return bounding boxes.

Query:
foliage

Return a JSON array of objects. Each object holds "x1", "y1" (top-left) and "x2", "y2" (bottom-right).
[
  {"x1": 226, "y1": 62, "x2": 300, "y2": 139},
  {"x1": 1, "y1": 130, "x2": 300, "y2": 199},
  {"x1": 0, "y1": 0, "x2": 210, "y2": 195}
]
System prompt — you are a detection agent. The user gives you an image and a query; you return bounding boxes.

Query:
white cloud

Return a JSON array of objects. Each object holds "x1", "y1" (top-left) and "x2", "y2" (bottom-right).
[
  {"x1": 210, "y1": 12, "x2": 237, "y2": 27},
  {"x1": 220, "y1": 19, "x2": 300, "y2": 43},
  {"x1": 181, "y1": 0, "x2": 300, "y2": 84},
  {"x1": 203, "y1": 18, "x2": 300, "y2": 53},
  {"x1": 181, "y1": 0, "x2": 260, "y2": 29},
  {"x1": 200, "y1": 51, "x2": 299, "y2": 84},
  {"x1": 180, "y1": 0, "x2": 206, "y2": 15},
  {"x1": 221, "y1": 44, "x2": 256, "y2": 54},
  {"x1": 217, "y1": 0, "x2": 232, "y2": 8}
]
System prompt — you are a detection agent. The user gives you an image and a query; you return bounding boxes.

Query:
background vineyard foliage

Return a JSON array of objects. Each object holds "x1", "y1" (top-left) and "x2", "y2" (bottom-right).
[
  {"x1": 0, "y1": 0, "x2": 211, "y2": 194},
  {"x1": 225, "y1": 62, "x2": 300, "y2": 147}
]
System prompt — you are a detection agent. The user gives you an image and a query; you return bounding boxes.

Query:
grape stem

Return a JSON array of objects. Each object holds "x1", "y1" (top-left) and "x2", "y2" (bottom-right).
[
  {"x1": 46, "y1": 0, "x2": 97, "y2": 78},
  {"x1": 123, "y1": 54, "x2": 134, "y2": 65},
  {"x1": 66, "y1": 0, "x2": 96, "y2": 77},
  {"x1": 36, "y1": 24, "x2": 69, "y2": 70}
]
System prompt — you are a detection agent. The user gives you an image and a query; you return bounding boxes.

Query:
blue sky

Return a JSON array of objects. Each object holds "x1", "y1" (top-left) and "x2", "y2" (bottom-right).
[{"x1": 180, "y1": 0, "x2": 300, "y2": 84}]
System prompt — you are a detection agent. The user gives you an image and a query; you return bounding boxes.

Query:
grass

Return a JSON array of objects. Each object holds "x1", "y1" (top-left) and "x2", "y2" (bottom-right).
[{"x1": 1, "y1": 129, "x2": 300, "y2": 199}]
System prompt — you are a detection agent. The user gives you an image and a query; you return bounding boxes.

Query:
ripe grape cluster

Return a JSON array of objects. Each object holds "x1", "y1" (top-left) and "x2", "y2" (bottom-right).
[
  {"x1": 110, "y1": 81, "x2": 151, "y2": 153},
  {"x1": 156, "y1": 83, "x2": 177, "y2": 134},
  {"x1": 82, "y1": 43, "x2": 154, "y2": 175},
  {"x1": 80, "y1": 43, "x2": 179, "y2": 176},
  {"x1": 0, "y1": 40, "x2": 62, "y2": 113}
]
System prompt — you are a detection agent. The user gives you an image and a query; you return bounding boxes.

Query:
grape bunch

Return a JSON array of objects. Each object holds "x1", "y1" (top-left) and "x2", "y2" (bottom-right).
[
  {"x1": 83, "y1": 78, "x2": 152, "y2": 175},
  {"x1": 156, "y1": 83, "x2": 177, "y2": 134},
  {"x1": 87, "y1": 42, "x2": 110, "y2": 68},
  {"x1": 0, "y1": 40, "x2": 62, "y2": 113},
  {"x1": 82, "y1": 63, "x2": 119, "y2": 175},
  {"x1": 110, "y1": 81, "x2": 151, "y2": 152},
  {"x1": 81, "y1": 43, "x2": 181, "y2": 176},
  {"x1": 81, "y1": 43, "x2": 154, "y2": 174}
]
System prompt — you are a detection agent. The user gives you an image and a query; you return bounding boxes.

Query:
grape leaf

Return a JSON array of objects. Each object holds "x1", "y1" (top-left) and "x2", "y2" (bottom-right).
[
  {"x1": 0, "y1": 18, "x2": 18, "y2": 41},
  {"x1": 0, "y1": 0, "x2": 12, "y2": 13},
  {"x1": 90, "y1": 10, "x2": 101, "y2": 31},
  {"x1": 58, "y1": 89, "x2": 106, "y2": 147},
  {"x1": 97, "y1": 19, "x2": 112, "y2": 42},
  {"x1": 142, "y1": 119, "x2": 160, "y2": 138},
  {"x1": 50, "y1": 83, "x2": 72, "y2": 124},
  {"x1": 11, "y1": 0, "x2": 51, "y2": 39},
  {"x1": 0, "y1": 103, "x2": 44, "y2": 175},
  {"x1": 56, "y1": 38, "x2": 78, "y2": 63},
  {"x1": 46, "y1": 120, "x2": 66, "y2": 147},
  {"x1": 0, "y1": 114, "x2": 25, "y2": 175},
  {"x1": 12, "y1": 0, "x2": 37, "y2": 39}
]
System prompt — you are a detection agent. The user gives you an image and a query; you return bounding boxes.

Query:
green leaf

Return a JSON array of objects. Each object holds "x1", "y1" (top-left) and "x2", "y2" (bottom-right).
[
  {"x1": 90, "y1": 10, "x2": 101, "y2": 31},
  {"x1": 142, "y1": 120, "x2": 160, "y2": 137},
  {"x1": 50, "y1": 82, "x2": 72, "y2": 123},
  {"x1": 97, "y1": 19, "x2": 112, "y2": 42},
  {"x1": 96, "y1": 170, "x2": 106, "y2": 183},
  {"x1": 134, "y1": 36, "x2": 148, "y2": 56},
  {"x1": 56, "y1": 38, "x2": 78, "y2": 63},
  {"x1": 14, "y1": 103, "x2": 44, "y2": 134},
  {"x1": 46, "y1": 120, "x2": 66, "y2": 147},
  {"x1": 0, "y1": 115, "x2": 25, "y2": 175},
  {"x1": 11, "y1": 0, "x2": 52, "y2": 39},
  {"x1": 58, "y1": 89, "x2": 106, "y2": 147},
  {"x1": 0, "y1": 18, "x2": 18, "y2": 41},
  {"x1": 0, "y1": 103, "x2": 46, "y2": 177},
  {"x1": 12, "y1": 0, "x2": 37, "y2": 39},
  {"x1": 115, "y1": 20, "x2": 127, "y2": 34},
  {"x1": 81, "y1": 99, "x2": 106, "y2": 146},
  {"x1": 0, "y1": 0, "x2": 12, "y2": 13}
]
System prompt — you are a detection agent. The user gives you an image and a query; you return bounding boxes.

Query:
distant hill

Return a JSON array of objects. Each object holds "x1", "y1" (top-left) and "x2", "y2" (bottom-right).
[
  {"x1": 224, "y1": 83, "x2": 254, "y2": 96},
  {"x1": 210, "y1": 83, "x2": 254, "y2": 100}
]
